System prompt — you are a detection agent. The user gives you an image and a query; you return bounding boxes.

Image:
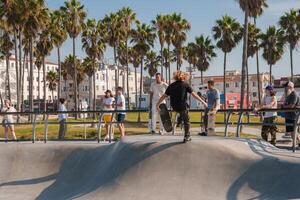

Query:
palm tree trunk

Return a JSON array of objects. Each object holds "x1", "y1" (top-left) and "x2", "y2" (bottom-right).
[
  {"x1": 64, "y1": 79, "x2": 67, "y2": 99},
  {"x1": 290, "y1": 44, "x2": 294, "y2": 82},
  {"x1": 57, "y1": 47, "x2": 61, "y2": 101},
  {"x1": 223, "y1": 52, "x2": 227, "y2": 122},
  {"x1": 269, "y1": 64, "x2": 272, "y2": 84},
  {"x1": 240, "y1": 10, "x2": 249, "y2": 109},
  {"x1": 93, "y1": 72, "x2": 96, "y2": 119},
  {"x1": 134, "y1": 67, "x2": 138, "y2": 109},
  {"x1": 21, "y1": 52, "x2": 27, "y2": 111},
  {"x1": 88, "y1": 75, "x2": 92, "y2": 111},
  {"x1": 18, "y1": 31, "x2": 22, "y2": 114},
  {"x1": 246, "y1": 60, "x2": 250, "y2": 123},
  {"x1": 138, "y1": 58, "x2": 143, "y2": 122},
  {"x1": 13, "y1": 30, "x2": 19, "y2": 110},
  {"x1": 254, "y1": 17, "x2": 261, "y2": 106},
  {"x1": 29, "y1": 37, "x2": 33, "y2": 120},
  {"x1": 167, "y1": 44, "x2": 171, "y2": 84},
  {"x1": 73, "y1": 37, "x2": 78, "y2": 119},
  {"x1": 38, "y1": 68, "x2": 41, "y2": 112},
  {"x1": 189, "y1": 62, "x2": 192, "y2": 106},
  {"x1": 125, "y1": 40, "x2": 130, "y2": 109},
  {"x1": 160, "y1": 45, "x2": 164, "y2": 78},
  {"x1": 43, "y1": 58, "x2": 47, "y2": 118},
  {"x1": 5, "y1": 55, "x2": 11, "y2": 100},
  {"x1": 113, "y1": 45, "x2": 118, "y2": 91}
]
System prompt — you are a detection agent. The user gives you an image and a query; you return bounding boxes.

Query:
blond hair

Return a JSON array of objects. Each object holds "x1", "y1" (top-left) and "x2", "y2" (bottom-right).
[{"x1": 173, "y1": 70, "x2": 189, "y2": 81}]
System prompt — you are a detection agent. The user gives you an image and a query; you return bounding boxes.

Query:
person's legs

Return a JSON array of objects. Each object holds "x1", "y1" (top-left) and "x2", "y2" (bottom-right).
[
  {"x1": 180, "y1": 110, "x2": 190, "y2": 139},
  {"x1": 261, "y1": 118, "x2": 269, "y2": 142},
  {"x1": 151, "y1": 103, "x2": 157, "y2": 133},
  {"x1": 4, "y1": 126, "x2": 8, "y2": 140},
  {"x1": 269, "y1": 117, "x2": 277, "y2": 145},
  {"x1": 117, "y1": 114, "x2": 126, "y2": 137}
]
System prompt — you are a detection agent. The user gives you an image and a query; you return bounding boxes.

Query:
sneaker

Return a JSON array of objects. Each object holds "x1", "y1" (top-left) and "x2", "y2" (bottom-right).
[
  {"x1": 183, "y1": 136, "x2": 192, "y2": 143},
  {"x1": 198, "y1": 132, "x2": 208, "y2": 136},
  {"x1": 159, "y1": 130, "x2": 165, "y2": 135}
]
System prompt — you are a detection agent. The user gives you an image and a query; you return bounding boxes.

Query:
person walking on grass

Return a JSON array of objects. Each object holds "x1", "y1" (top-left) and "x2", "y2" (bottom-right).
[
  {"x1": 255, "y1": 85, "x2": 278, "y2": 145},
  {"x1": 282, "y1": 81, "x2": 300, "y2": 147},
  {"x1": 149, "y1": 73, "x2": 168, "y2": 135},
  {"x1": 156, "y1": 71, "x2": 207, "y2": 143},
  {"x1": 58, "y1": 98, "x2": 67, "y2": 140},
  {"x1": 116, "y1": 87, "x2": 126, "y2": 138},
  {"x1": 1, "y1": 100, "x2": 17, "y2": 140},
  {"x1": 103, "y1": 90, "x2": 115, "y2": 140},
  {"x1": 199, "y1": 80, "x2": 220, "y2": 136}
]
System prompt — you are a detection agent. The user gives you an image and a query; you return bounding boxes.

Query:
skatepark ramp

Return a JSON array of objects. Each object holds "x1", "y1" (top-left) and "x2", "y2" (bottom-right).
[{"x1": 1, "y1": 135, "x2": 300, "y2": 200}]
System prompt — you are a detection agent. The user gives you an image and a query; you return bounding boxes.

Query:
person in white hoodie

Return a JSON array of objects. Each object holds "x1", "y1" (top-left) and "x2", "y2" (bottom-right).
[
  {"x1": 58, "y1": 98, "x2": 67, "y2": 140},
  {"x1": 1, "y1": 99, "x2": 17, "y2": 140}
]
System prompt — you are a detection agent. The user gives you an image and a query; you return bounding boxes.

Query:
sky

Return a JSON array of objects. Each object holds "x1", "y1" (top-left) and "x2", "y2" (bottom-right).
[{"x1": 45, "y1": 0, "x2": 300, "y2": 78}]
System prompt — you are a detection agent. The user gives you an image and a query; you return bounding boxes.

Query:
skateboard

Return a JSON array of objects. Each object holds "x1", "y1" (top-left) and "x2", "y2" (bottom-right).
[
  {"x1": 159, "y1": 103, "x2": 173, "y2": 132},
  {"x1": 207, "y1": 109, "x2": 217, "y2": 135}
]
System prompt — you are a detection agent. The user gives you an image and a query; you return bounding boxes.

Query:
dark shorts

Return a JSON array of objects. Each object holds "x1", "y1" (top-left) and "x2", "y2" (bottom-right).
[
  {"x1": 117, "y1": 114, "x2": 126, "y2": 123},
  {"x1": 286, "y1": 118, "x2": 295, "y2": 132}
]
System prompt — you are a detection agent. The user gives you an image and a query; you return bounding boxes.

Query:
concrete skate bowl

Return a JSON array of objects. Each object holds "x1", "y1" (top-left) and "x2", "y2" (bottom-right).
[{"x1": 1, "y1": 136, "x2": 300, "y2": 200}]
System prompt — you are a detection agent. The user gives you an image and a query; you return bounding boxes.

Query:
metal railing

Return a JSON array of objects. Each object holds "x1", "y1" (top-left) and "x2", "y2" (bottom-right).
[{"x1": 0, "y1": 108, "x2": 299, "y2": 152}]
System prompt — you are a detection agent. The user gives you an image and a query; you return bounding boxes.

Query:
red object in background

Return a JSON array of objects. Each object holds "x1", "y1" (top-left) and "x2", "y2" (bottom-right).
[{"x1": 221, "y1": 93, "x2": 250, "y2": 109}]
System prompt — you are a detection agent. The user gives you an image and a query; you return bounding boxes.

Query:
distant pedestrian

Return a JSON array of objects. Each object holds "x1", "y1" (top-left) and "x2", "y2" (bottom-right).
[
  {"x1": 156, "y1": 71, "x2": 207, "y2": 143},
  {"x1": 282, "y1": 81, "x2": 300, "y2": 146},
  {"x1": 256, "y1": 85, "x2": 277, "y2": 145},
  {"x1": 103, "y1": 90, "x2": 115, "y2": 140},
  {"x1": 1, "y1": 100, "x2": 17, "y2": 140},
  {"x1": 116, "y1": 87, "x2": 126, "y2": 138},
  {"x1": 149, "y1": 73, "x2": 168, "y2": 134},
  {"x1": 58, "y1": 98, "x2": 67, "y2": 140},
  {"x1": 199, "y1": 80, "x2": 220, "y2": 136}
]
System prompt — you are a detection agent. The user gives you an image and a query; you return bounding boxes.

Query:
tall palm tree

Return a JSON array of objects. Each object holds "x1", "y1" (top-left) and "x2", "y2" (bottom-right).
[
  {"x1": 212, "y1": 15, "x2": 242, "y2": 110},
  {"x1": 194, "y1": 35, "x2": 217, "y2": 84},
  {"x1": 144, "y1": 50, "x2": 160, "y2": 78},
  {"x1": 237, "y1": 0, "x2": 268, "y2": 109},
  {"x1": 260, "y1": 26, "x2": 285, "y2": 84},
  {"x1": 184, "y1": 42, "x2": 197, "y2": 86},
  {"x1": 247, "y1": 23, "x2": 261, "y2": 106},
  {"x1": 117, "y1": 7, "x2": 136, "y2": 108},
  {"x1": 34, "y1": 52, "x2": 43, "y2": 111},
  {"x1": 50, "y1": 10, "x2": 67, "y2": 101},
  {"x1": 46, "y1": 70, "x2": 58, "y2": 102},
  {"x1": 82, "y1": 18, "x2": 105, "y2": 113},
  {"x1": 279, "y1": 9, "x2": 300, "y2": 81},
  {"x1": 131, "y1": 22, "x2": 156, "y2": 120},
  {"x1": 128, "y1": 47, "x2": 141, "y2": 109},
  {"x1": 163, "y1": 14, "x2": 174, "y2": 84},
  {"x1": 152, "y1": 14, "x2": 167, "y2": 77},
  {"x1": 170, "y1": 13, "x2": 191, "y2": 70},
  {"x1": 60, "y1": 0, "x2": 87, "y2": 115}
]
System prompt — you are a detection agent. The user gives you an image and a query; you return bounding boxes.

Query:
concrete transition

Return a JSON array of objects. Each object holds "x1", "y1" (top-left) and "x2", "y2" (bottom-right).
[{"x1": 1, "y1": 135, "x2": 300, "y2": 200}]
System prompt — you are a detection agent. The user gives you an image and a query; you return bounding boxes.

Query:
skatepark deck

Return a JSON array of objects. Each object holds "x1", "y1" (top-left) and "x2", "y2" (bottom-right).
[{"x1": 1, "y1": 135, "x2": 300, "y2": 200}]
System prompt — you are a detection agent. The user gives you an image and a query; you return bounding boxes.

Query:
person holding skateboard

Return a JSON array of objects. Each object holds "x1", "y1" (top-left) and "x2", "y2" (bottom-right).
[
  {"x1": 116, "y1": 87, "x2": 126, "y2": 138},
  {"x1": 156, "y1": 70, "x2": 207, "y2": 142},
  {"x1": 149, "y1": 73, "x2": 168, "y2": 135},
  {"x1": 199, "y1": 80, "x2": 220, "y2": 136}
]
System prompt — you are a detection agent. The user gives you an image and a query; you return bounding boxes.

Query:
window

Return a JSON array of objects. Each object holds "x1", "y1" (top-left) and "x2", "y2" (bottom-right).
[
  {"x1": 96, "y1": 74, "x2": 99, "y2": 80},
  {"x1": 47, "y1": 66, "x2": 49, "y2": 71},
  {"x1": 11, "y1": 62, "x2": 14, "y2": 68},
  {"x1": 102, "y1": 74, "x2": 105, "y2": 81},
  {"x1": 102, "y1": 85, "x2": 105, "y2": 90},
  {"x1": 85, "y1": 86, "x2": 88, "y2": 91},
  {"x1": 253, "y1": 92, "x2": 257, "y2": 97},
  {"x1": 96, "y1": 86, "x2": 99, "y2": 91},
  {"x1": 37, "y1": 87, "x2": 39, "y2": 92},
  {"x1": 252, "y1": 81, "x2": 257, "y2": 87},
  {"x1": 235, "y1": 82, "x2": 239, "y2": 87},
  {"x1": 226, "y1": 83, "x2": 230, "y2": 88},
  {"x1": 36, "y1": 77, "x2": 39, "y2": 81},
  {"x1": 63, "y1": 87, "x2": 66, "y2": 91}
]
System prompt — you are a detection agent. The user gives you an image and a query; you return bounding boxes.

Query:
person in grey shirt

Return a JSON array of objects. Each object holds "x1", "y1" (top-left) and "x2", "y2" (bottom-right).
[
  {"x1": 199, "y1": 80, "x2": 220, "y2": 136},
  {"x1": 58, "y1": 98, "x2": 67, "y2": 140}
]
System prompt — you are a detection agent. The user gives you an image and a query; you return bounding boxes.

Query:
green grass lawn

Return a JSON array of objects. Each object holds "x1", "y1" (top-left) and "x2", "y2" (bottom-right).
[{"x1": 0, "y1": 112, "x2": 286, "y2": 140}]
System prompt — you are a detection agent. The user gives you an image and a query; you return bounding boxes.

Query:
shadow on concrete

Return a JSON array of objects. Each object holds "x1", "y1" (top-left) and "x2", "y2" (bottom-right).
[
  {"x1": 227, "y1": 140, "x2": 300, "y2": 200},
  {"x1": 0, "y1": 140, "x2": 181, "y2": 199}
]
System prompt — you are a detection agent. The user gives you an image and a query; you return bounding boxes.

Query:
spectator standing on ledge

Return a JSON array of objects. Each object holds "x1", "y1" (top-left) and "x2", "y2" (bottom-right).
[
  {"x1": 156, "y1": 71, "x2": 207, "y2": 143},
  {"x1": 1, "y1": 99, "x2": 17, "y2": 140},
  {"x1": 103, "y1": 90, "x2": 115, "y2": 140},
  {"x1": 149, "y1": 73, "x2": 168, "y2": 135},
  {"x1": 282, "y1": 81, "x2": 300, "y2": 147},
  {"x1": 116, "y1": 87, "x2": 126, "y2": 138},
  {"x1": 256, "y1": 85, "x2": 278, "y2": 145},
  {"x1": 58, "y1": 98, "x2": 67, "y2": 140},
  {"x1": 199, "y1": 80, "x2": 220, "y2": 136}
]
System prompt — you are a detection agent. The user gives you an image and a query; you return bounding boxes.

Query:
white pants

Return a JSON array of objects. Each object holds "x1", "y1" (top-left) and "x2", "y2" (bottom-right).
[{"x1": 151, "y1": 101, "x2": 164, "y2": 133}]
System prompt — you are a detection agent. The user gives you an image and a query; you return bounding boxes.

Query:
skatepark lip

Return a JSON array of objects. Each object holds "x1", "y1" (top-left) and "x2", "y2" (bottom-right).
[{"x1": 1, "y1": 135, "x2": 300, "y2": 200}]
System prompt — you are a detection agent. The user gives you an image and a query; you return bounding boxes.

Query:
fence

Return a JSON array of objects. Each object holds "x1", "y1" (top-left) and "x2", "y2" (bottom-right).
[{"x1": 0, "y1": 108, "x2": 299, "y2": 152}]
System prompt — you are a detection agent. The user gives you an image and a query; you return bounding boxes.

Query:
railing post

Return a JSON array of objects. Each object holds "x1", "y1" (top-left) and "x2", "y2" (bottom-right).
[
  {"x1": 292, "y1": 112, "x2": 300, "y2": 152},
  {"x1": 109, "y1": 112, "x2": 115, "y2": 143},
  {"x1": 32, "y1": 113, "x2": 37, "y2": 143},
  {"x1": 236, "y1": 111, "x2": 244, "y2": 138},
  {"x1": 97, "y1": 112, "x2": 104, "y2": 143},
  {"x1": 224, "y1": 111, "x2": 232, "y2": 137},
  {"x1": 44, "y1": 114, "x2": 49, "y2": 143}
]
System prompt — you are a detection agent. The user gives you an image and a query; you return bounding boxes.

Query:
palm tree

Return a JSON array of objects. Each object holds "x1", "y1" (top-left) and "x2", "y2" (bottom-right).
[
  {"x1": 128, "y1": 47, "x2": 141, "y2": 109},
  {"x1": 34, "y1": 52, "x2": 43, "y2": 111},
  {"x1": 184, "y1": 42, "x2": 197, "y2": 86},
  {"x1": 170, "y1": 13, "x2": 191, "y2": 70},
  {"x1": 145, "y1": 50, "x2": 160, "y2": 78},
  {"x1": 60, "y1": 58, "x2": 70, "y2": 99},
  {"x1": 260, "y1": 26, "x2": 285, "y2": 84},
  {"x1": 247, "y1": 23, "x2": 261, "y2": 106},
  {"x1": 194, "y1": 35, "x2": 217, "y2": 84},
  {"x1": 50, "y1": 10, "x2": 67, "y2": 101},
  {"x1": 117, "y1": 7, "x2": 136, "y2": 108},
  {"x1": 152, "y1": 14, "x2": 167, "y2": 77},
  {"x1": 212, "y1": 15, "x2": 242, "y2": 110},
  {"x1": 237, "y1": 0, "x2": 268, "y2": 109},
  {"x1": 279, "y1": 9, "x2": 300, "y2": 81},
  {"x1": 60, "y1": 0, "x2": 87, "y2": 116},
  {"x1": 46, "y1": 70, "x2": 58, "y2": 102},
  {"x1": 131, "y1": 23, "x2": 156, "y2": 120},
  {"x1": 163, "y1": 14, "x2": 174, "y2": 84},
  {"x1": 82, "y1": 18, "x2": 106, "y2": 114}
]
